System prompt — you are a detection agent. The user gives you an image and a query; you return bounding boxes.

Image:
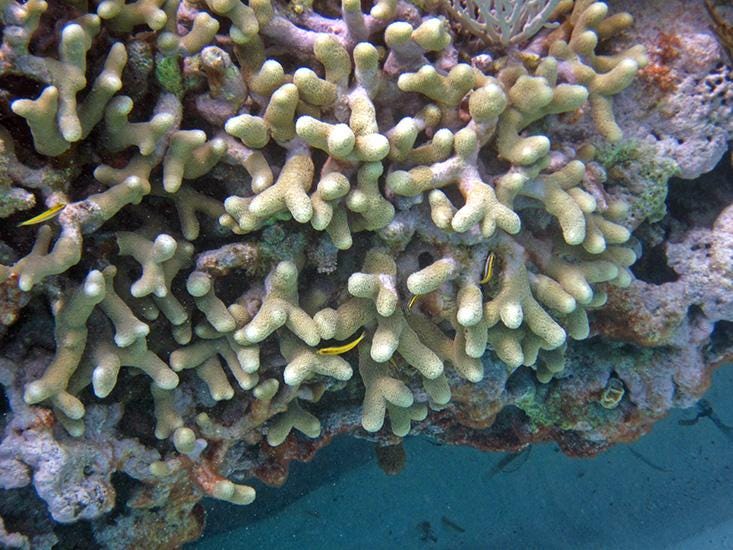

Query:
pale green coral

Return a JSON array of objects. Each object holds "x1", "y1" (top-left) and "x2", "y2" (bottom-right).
[
  {"x1": 266, "y1": 399, "x2": 321, "y2": 446},
  {"x1": 548, "y1": 1, "x2": 648, "y2": 142},
  {"x1": 359, "y1": 346, "x2": 427, "y2": 436},
  {"x1": 234, "y1": 261, "x2": 320, "y2": 346},
  {"x1": 97, "y1": 0, "x2": 169, "y2": 31},
  {"x1": 171, "y1": 309, "x2": 260, "y2": 398},
  {"x1": 23, "y1": 267, "x2": 179, "y2": 436},
  {"x1": 280, "y1": 333, "x2": 352, "y2": 386},
  {"x1": 157, "y1": 12, "x2": 220, "y2": 55},
  {"x1": 0, "y1": 0, "x2": 651, "y2": 511},
  {"x1": 10, "y1": 15, "x2": 128, "y2": 154},
  {"x1": 387, "y1": 128, "x2": 522, "y2": 237},
  {"x1": 103, "y1": 95, "x2": 175, "y2": 155}
]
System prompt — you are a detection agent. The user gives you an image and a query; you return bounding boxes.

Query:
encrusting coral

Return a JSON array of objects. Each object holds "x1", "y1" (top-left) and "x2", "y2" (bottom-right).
[{"x1": 4, "y1": 0, "x2": 725, "y2": 545}]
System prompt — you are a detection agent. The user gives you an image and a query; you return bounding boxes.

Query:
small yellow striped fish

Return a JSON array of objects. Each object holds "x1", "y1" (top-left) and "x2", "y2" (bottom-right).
[
  {"x1": 479, "y1": 252, "x2": 496, "y2": 284},
  {"x1": 17, "y1": 203, "x2": 66, "y2": 227},
  {"x1": 317, "y1": 331, "x2": 366, "y2": 356},
  {"x1": 407, "y1": 294, "x2": 420, "y2": 310}
]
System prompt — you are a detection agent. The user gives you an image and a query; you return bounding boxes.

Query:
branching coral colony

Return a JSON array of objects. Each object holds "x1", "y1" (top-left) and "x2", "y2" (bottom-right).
[{"x1": 0, "y1": 0, "x2": 647, "y2": 505}]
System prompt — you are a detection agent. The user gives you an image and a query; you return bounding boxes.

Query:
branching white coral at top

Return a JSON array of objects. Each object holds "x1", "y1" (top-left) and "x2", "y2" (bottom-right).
[{"x1": 446, "y1": 0, "x2": 560, "y2": 47}]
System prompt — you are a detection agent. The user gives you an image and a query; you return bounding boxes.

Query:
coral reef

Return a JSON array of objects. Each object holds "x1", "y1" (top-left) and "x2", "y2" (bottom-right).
[
  {"x1": 0, "y1": 0, "x2": 730, "y2": 546},
  {"x1": 569, "y1": 0, "x2": 733, "y2": 179}
]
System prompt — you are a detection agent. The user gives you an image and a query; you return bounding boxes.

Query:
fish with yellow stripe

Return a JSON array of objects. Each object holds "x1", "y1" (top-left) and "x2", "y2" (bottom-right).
[
  {"x1": 479, "y1": 251, "x2": 496, "y2": 285},
  {"x1": 317, "y1": 331, "x2": 366, "y2": 356},
  {"x1": 17, "y1": 203, "x2": 66, "y2": 227}
]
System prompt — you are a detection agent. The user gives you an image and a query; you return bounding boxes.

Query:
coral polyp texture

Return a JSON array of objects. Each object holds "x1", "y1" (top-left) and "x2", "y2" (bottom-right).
[{"x1": 0, "y1": 0, "x2": 731, "y2": 546}]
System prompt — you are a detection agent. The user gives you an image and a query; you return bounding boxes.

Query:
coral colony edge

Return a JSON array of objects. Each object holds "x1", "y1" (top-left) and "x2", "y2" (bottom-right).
[{"x1": 0, "y1": 0, "x2": 731, "y2": 546}]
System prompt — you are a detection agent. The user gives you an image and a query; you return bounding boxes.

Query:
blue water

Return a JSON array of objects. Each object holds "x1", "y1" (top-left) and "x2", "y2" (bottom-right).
[{"x1": 193, "y1": 365, "x2": 733, "y2": 550}]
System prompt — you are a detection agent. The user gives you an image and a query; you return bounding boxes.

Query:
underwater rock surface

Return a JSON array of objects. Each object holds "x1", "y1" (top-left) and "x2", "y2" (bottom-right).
[{"x1": 0, "y1": 0, "x2": 730, "y2": 546}]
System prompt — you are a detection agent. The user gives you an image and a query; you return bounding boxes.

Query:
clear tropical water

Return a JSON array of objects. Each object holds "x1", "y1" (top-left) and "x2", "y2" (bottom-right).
[{"x1": 192, "y1": 366, "x2": 733, "y2": 549}]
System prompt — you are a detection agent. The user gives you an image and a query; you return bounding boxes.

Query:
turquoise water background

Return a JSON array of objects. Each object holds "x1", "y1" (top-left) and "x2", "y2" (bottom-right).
[{"x1": 193, "y1": 365, "x2": 733, "y2": 550}]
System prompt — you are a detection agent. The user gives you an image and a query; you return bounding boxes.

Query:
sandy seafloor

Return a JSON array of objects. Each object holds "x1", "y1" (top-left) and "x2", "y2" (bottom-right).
[{"x1": 192, "y1": 364, "x2": 733, "y2": 550}]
